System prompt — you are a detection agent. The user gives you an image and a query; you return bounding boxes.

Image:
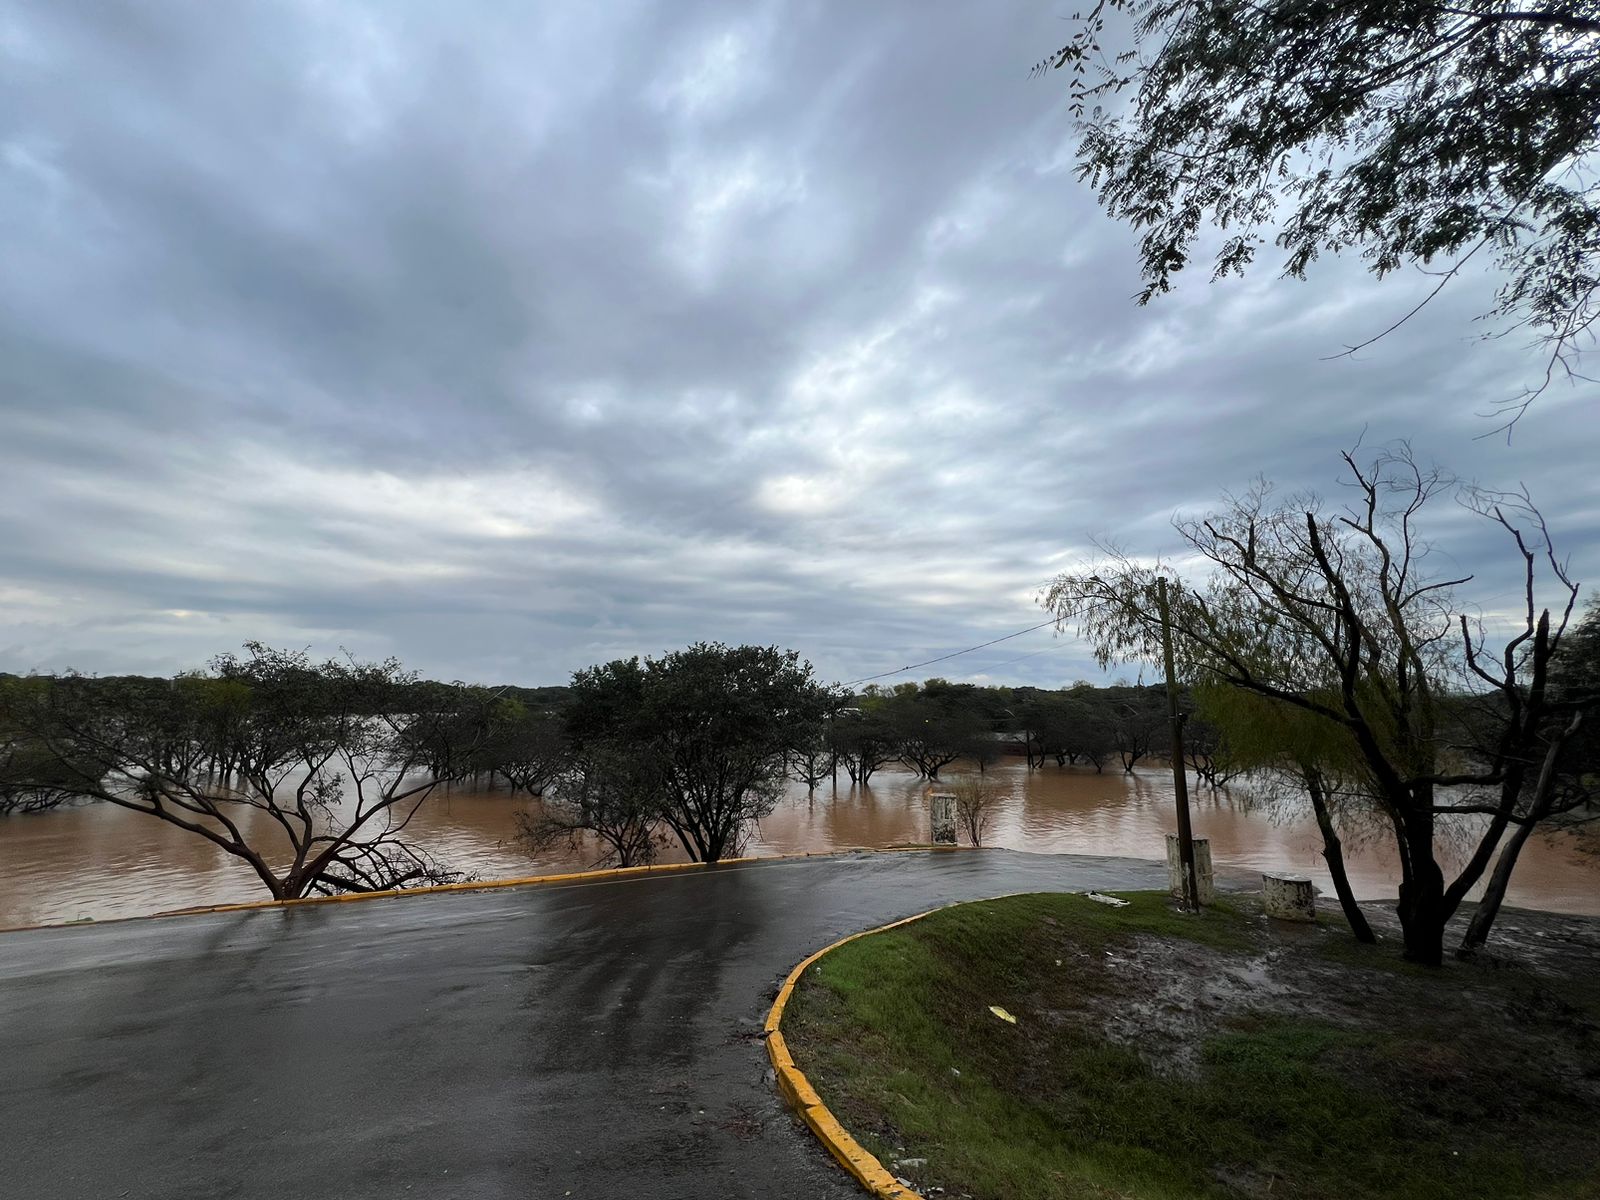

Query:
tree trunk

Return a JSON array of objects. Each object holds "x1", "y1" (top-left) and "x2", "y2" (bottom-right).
[
  {"x1": 1459, "y1": 816, "x2": 1537, "y2": 953},
  {"x1": 1304, "y1": 769, "x2": 1375, "y2": 943},
  {"x1": 1395, "y1": 808, "x2": 1447, "y2": 965},
  {"x1": 1460, "y1": 712, "x2": 1582, "y2": 953}
]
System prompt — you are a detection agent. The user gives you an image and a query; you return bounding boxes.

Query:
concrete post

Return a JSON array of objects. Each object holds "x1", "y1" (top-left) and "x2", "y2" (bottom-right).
[
  {"x1": 1165, "y1": 834, "x2": 1214, "y2": 905},
  {"x1": 1263, "y1": 873, "x2": 1316, "y2": 921},
  {"x1": 929, "y1": 792, "x2": 957, "y2": 845}
]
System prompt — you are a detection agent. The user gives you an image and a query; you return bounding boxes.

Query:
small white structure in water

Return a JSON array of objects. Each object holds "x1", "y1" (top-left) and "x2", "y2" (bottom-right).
[
  {"x1": 1263, "y1": 873, "x2": 1317, "y2": 922},
  {"x1": 1165, "y1": 834, "x2": 1215, "y2": 905},
  {"x1": 929, "y1": 792, "x2": 957, "y2": 845}
]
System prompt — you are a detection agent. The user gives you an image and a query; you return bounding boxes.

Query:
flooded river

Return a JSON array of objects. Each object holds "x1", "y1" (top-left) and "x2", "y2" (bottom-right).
[{"x1": 1, "y1": 760, "x2": 1594, "y2": 927}]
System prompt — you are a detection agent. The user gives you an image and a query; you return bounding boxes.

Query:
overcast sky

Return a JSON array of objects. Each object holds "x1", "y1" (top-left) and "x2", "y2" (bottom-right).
[{"x1": 0, "y1": 1, "x2": 1594, "y2": 689}]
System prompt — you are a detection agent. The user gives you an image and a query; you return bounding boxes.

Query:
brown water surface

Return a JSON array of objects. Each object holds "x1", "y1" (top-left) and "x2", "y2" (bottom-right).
[{"x1": 1, "y1": 761, "x2": 1594, "y2": 927}]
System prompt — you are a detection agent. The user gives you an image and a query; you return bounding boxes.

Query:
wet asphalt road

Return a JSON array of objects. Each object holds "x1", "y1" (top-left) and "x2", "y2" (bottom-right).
[{"x1": 1, "y1": 849, "x2": 1169, "y2": 1200}]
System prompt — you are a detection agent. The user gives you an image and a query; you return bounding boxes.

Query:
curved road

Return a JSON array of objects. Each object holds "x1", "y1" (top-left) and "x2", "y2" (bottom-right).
[{"x1": 0, "y1": 850, "x2": 1169, "y2": 1200}]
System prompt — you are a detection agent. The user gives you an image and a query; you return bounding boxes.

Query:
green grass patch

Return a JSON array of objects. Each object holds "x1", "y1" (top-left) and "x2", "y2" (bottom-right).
[{"x1": 782, "y1": 891, "x2": 1600, "y2": 1200}]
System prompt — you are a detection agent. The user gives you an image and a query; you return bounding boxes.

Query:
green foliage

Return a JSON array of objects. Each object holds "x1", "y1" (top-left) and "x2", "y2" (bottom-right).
[
  {"x1": 567, "y1": 643, "x2": 828, "y2": 861},
  {"x1": 828, "y1": 705, "x2": 899, "y2": 785},
  {"x1": 878, "y1": 682, "x2": 995, "y2": 780},
  {"x1": 1194, "y1": 681, "x2": 1364, "y2": 778},
  {"x1": 1040, "y1": 0, "x2": 1600, "y2": 410}
]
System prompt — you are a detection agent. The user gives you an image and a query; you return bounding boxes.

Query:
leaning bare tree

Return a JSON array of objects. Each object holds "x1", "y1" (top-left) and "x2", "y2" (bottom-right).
[
  {"x1": 0, "y1": 644, "x2": 487, "y2": 899},
  {"x1": 1045, "y1": 446, "x2": 1593, "y2": 964}
]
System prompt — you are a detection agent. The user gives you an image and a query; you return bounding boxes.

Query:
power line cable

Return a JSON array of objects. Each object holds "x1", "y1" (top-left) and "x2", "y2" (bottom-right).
[
  {"x1": 840, "y1": 618, "x2": 1059, "y2": 687},
  {"x1": 963, "y1": 641, "x2": 1071, "y2": 676}
]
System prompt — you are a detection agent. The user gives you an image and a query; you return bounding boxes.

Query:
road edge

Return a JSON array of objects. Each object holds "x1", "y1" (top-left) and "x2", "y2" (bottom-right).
[
  {"x1": 0, "y1": 844, "x2": 977, "y2": 934},
  {"x1": 764, "y1": 907, "x2": 946, "y2": 1200}
]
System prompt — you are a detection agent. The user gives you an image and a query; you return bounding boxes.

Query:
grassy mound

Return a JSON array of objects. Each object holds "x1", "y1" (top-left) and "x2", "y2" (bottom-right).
[{"x1": 781, "y1": 892, "x2": 1600, "y2": 1200}]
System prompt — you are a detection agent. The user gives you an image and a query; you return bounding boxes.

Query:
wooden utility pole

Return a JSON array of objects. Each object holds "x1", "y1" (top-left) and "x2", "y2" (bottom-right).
[{"x1": 1157, "y1": 577, "x2": 1201, "y2": 912}]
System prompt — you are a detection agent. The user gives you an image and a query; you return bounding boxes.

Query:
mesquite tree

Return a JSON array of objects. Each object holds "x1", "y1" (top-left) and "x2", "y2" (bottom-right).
[
  {"x1": 828, "y1": 705, "x2": 898, "y2": 785},
  {"x1": 565, "y1": 644, "x2": 829, "y2": 863},
  {"x1": 1045, "y1": 446, "x2": 1592, "y2": 964},
  {"x1": 882, "y1": 682, "x2": 991, "y2": 780},
  {"x1": 0, "y1": 644, "x2": 485, "y2": 899},
  {"x1": 517, "y1": 740, "x2": 665, "y2": 869}
]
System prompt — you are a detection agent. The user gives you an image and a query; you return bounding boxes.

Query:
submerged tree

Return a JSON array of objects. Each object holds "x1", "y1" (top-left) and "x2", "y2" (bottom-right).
[
  {"x1": 787, "y1": 700, "x2": 839, "y2": 793},
  {"x1": 1180, "y1": 708, "x2": 1231, "y2": 791},
  {"x1": 567, "y1": 644, "x2": 828, "y2": 863},
  {"x1": 1045, "y1": 446, "x2": 1593, "y2": 964},
  {"x1": 1105, "y1": 687, "x2": 1165, "y2": 774},
  {"x1": 883, "y1": 681, "x2": 992, "y2": 780},
  {"x1": 0, "y1": 728, "x2": 93, "y2": 814},
  {"x1": 828, "y1": 704, "x2": 899, "y2": 786},
  {"x1": 1038, "y1": 1, "x2": 1600, "y2": 416},
  {"x1": 1057, "y1": 693, "x2": 1116, "y2": 771},
  {"x1": 474, "y1": 701, "x2": 566, "y2": 795},
  {"x1": 0, "y1": 644, "x2": 484, "y2": 898},
  {"x1": 1010, "y1": 696, "x2": 1059, "y2": 768},
  {"x1": 517, "y1": 740, "x2": 665, "y2": 869}
]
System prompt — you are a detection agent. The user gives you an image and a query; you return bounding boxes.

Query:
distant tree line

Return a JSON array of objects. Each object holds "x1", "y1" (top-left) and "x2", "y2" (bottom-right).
[
  {"x1": 0, "y1": 638, "x2": 1236, "y2": 897},
  {"x1": 823, "y1": 678, "x2": 1208, "y2": 783},
  {"x1": 10, "y1": 526, "x2": 1591, "y2": 929},
  {"x1": 515, "y1": 659, "x2": 1216, "y2": 869}
]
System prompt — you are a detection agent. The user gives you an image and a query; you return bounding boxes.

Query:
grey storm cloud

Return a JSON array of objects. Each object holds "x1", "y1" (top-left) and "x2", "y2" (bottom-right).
[{"x1": 0, "y1": 0, "x2": 1595, "y2": 687}]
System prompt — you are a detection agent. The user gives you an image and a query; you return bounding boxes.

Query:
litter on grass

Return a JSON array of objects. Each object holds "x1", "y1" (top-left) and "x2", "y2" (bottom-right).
[
  {"x1": 1084, "y1": 892, "x2": 1130, "y2": 908},
  {"x1": 988, "y1": 1005, "x2": 1018, "y2": 1024}
]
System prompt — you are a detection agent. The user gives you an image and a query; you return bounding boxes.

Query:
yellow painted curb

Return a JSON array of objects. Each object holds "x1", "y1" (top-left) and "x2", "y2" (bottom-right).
[
  {"x1": 766, "y1": 891, "x2": 1056, "y2": 1199},
  {"x1": 765, "y1": 906, "x2": 951, "y2": 1200},
  {"x1": 0, "y1": 843, "x2": 981, "y2": 934}
]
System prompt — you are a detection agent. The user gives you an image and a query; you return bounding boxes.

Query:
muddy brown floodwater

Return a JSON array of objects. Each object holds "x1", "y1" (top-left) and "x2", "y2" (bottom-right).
[{"x1": 0, "y1": 760, "x2": 1595, "y2": 928}]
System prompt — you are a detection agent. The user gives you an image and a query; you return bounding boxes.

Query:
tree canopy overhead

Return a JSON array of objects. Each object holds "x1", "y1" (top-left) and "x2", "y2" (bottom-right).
[{"x1": 1040, "y1": 0, "x2": 1600, "y2": 415}]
